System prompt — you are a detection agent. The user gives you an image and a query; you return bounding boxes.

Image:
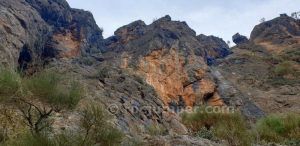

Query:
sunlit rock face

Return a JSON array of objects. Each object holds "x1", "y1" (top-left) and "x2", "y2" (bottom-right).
[
  {"x1": 250, "y1": 14, "x2": 300, "y2": 53},
  {"x1": 105, "y1": 15, "x2": 227, "y2": 108},
  {"x1": 137, "y1": 48, "x2": 224, "y2": 107}
]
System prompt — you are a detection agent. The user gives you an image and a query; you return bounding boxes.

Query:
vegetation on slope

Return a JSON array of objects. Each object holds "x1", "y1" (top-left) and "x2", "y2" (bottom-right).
[
  {"x1": 0, "y1": 66, "x2": 123, "y2": 146},
  {"x1": 182, "y1": 107, "x2": 300, "y2": 146}
]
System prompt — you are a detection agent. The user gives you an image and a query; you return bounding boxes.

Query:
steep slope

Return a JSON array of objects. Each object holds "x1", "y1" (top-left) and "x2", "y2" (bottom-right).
[
  {"x1": 250, "y1": 14, "x2": 300, "y2": 53},
  {"x1": 104, "y1": 15, "x2": 231, "y2": 108},
  {"x1": 215, "y1": 14, "x2": 300, "y2": 114},
  {"x1": 0, "y1": 0, "x2": 103, "y2": 71},
  {"x1": 1, "y1": 0, "x2": 280, "y2": 145}
]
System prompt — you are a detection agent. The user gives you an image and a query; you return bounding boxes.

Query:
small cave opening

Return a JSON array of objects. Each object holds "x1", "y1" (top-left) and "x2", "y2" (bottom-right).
[
  {"x1": 203, "y1": 92, "x2": 215, "y2": 103},
  {"x1": 18, "y1": 44, "x2": 32, "y2": 71}
]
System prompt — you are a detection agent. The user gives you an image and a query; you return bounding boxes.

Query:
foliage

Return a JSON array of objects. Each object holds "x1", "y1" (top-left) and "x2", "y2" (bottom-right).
[
  {"x1": 16, "y1": 99, "x2": 53, "y2": 134},
  {"x1": 181, "y1": 108, "x2": 253, "y2": 146},
  {"x1": 53, "y1": 132, "x2": 87, "y2": 146},
  {"x1": 9, "y1": 132, "x2": 55, "y2": 146},
  {"x1": 0, "y1": 67, "x2": 21, "y2": 101},
  {"x1": 146, "y1": 124, "x2": 167, "y2": 136},
  {"x1": 24, "y1": 70, "x2": 61, "y2": 101},
  {"x1": 54, "y1": 81, "x2": 84, "y2": 109},
  {"x1": 256, "y1": 114, "x2": 300, "y2": 143},
  {"x1": 123, "y1": 137, "x2": 145, "y2": 146},
  {"x1": 24, "y1": 71, "x2": 84, "y2": 109},
  {"x1": 213, "y1": 113, "x2": 252, "y2": 146},
  {"x1": 79, "y1": 57, "x2": 95, "y2": 66},
  {"x1": 195, "y1": 127, "x2": 214, "y2": 140},
  {"x1": 273, "y1": 61, "x2": 296, "y2": 77},
  {"x1": 94, "y1": 67, "x2": 110, "y2": 82},
  {"x1": 80, "y1": 104, "x2": 124, "y2": 146}
]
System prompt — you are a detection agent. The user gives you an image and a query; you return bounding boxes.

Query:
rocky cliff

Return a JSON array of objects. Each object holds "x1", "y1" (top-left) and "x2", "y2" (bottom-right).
[
  {"x1": 0, "y1": 1, "x2": 233, "y2": 144},
  {"x1": 250, "y1": 14, "x2": 300, "y2": 53},
  {"x1": 0, "y1": 0, "x2": 103, "y2": 71},
  {"x1": 104, "y1": 15, "x2": 230, "y2": 108},
  {"x1": 221, "y1": 14, "x2": 300, "y2": 114},
  {"x1": 2, "y1": 0, "x2": 299, "y2": 145}
]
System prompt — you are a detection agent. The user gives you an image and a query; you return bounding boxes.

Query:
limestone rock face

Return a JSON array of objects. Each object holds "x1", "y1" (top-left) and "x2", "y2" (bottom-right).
[
  {"x1": 250, "y1": 14, "x2": 300, "y2": 44},
  {"x1": 217, "y1": 14, "x2": 300, "y2": 116},
  {"x1": 106, "y1": 15, "x2": 226, "y2": 108},
  {"x1": 0, "y1": 0, "x2": 49, "y2": 69},
  {"x1": 26, "y1": 0, "x2": 104, "y2": 56},
  {"x1": 0, "y1": 0, "x2": 103, "y2": 70},
  {"x1": 250, "y1": 14, "x2": 300, "y2": 53}
]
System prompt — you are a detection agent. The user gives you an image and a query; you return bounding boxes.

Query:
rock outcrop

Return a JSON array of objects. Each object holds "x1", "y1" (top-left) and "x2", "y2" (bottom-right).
[
  {"x1": 105, "y1": 15, "x2": 226, "y2": 109},
  {"x1": 232, "y1": 33, "x2": 249, "y2": 45},
  {"x1": 0, "y1": 0, "x2": 49, "y2": 69},
  {"x1": 0, "y1": 0, "x2": 103, "y2": 70},
  {"x1": 250, "y1": 14, "x2": 300, "y2": 43},
  {"x1": 250, "y1": 14, "x2": 300, "y2": 53},
  {"x1": 6, "y1": 0, "x2": 297, "y2": 144},
  {"x1": 197, "y1": 34, "x2": 231, "y2": 65},
  {"x1": 218, "y1": 14, "x2": 300, "y2": 115}
]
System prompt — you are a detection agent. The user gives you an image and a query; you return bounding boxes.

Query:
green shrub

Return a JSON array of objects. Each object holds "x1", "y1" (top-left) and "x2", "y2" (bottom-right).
[
  {"x1": 195, "y1": 127, "x2": 214, "y2": 140},
  {"x1": 53, "y1": 81, "x2": 84, "y2": 109},
  {"x1": 24, "y1": 70, "x2": 61, "y2": 101},
  {"x1": 123, "y1": 136, "x2": 145, "y2": 146},
  {"x1": 0, "y1": 67, "x2": 21, "y2": 100},
  {"x1": 24, "y1": 71, "x2": 83, "y2": 109},
  {"x1": 146, "y1": 124, "x2": 167, "y2": 136},
  {"x1": 79, "y1": 57, "x2": 95, "y2": 66},
  {"x1": 181, "y1": 107, "x2": 224, "y2": 132},
  {"x1": 268, "y1": 77, "x2": 299, "y2": 86},
  {"x1": 213, "y1": 113, "x2": 252, "y2": 146},
  {"x1": 274, "y1": 61, "x2": 296, "y2": 77},
  {"x1": 54, "y1": 132, "x2": 87, "y2": 146},
  {"x1": 80, "y1": 104, "x2": 123, "y2": 146},
  {"x1": 9, "y1": 132, "x2": 54, "y2": 146},
  {"x1": 181, "y1": 108, "x2": 253, "y2": 146},
  {"x1": 256, "y1": 114, "x2": 300, "y2": 143},
  {"x1": 96, "y1": 67, "x2": 110, "y2": 80}
]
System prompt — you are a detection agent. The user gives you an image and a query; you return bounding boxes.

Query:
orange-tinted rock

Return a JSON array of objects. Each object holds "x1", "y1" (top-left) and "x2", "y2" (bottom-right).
[
  {"x1": 136, "y1": 49, "x2": 224, "y2": 107},
  {"x1": 51, "y1": 32, "x2": 81, "y2": 58},
  {"x1": 199, "y1": 79, "x2": 216, "y2": 98},
  {"x1": 207, "y1": 93, "x2": 224, "y2": 106}
]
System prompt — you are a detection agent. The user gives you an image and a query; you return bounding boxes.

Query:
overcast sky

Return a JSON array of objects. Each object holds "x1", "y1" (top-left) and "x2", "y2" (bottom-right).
[{"x1": 67, "y1": 0, "x2": 300, "y2": 43}]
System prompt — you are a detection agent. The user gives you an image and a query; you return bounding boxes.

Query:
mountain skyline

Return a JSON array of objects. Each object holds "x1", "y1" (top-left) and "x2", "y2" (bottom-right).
[{"x1": 67, "y1": 0, "x2": 300, "y2": 43}]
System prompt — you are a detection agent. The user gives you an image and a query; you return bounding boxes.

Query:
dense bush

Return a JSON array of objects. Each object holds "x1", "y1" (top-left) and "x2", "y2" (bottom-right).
[
  {"x1": 146, "y1": 124, "x2": 167, "y2": 136},
  {"x1": 181, "y1": 108, "x2": 253, "y2": 146},
  {"x1": 24, "y1": 71, "x2": 61, "y2": 101},
  {"x1": 182, "y1": 109, "x2": 300, "y2": 146},
  {"x1": 268, "y1": 60, "x2": 299, "y2": 86},
  {"x1": 274, "y1": 61, "x2": 296, "y2": 77},
  {"x1": 0, "y1": 68, "x2": 86, "y2": 144},
  {"x1": 1, "y1": 103, "x2": 123, "y2": 146},
  {"x1": 24, "y1": 71, "x2": 84, "y2": 109},
  {"x1": 0, "y1": 67, "x2": 21, "y2": 101},
  {"x1": 80, "y1": 104, "x2": 124, "y2": 146},
  {"x1": 256, "y1": 114, "x2": 300, "y2": 144},
  {"x1": 195, "y1": 127, "x2": 214, "y2": 140},
  {"x1": 9, "y1": 132, "x2": 54, "y2": 146}
]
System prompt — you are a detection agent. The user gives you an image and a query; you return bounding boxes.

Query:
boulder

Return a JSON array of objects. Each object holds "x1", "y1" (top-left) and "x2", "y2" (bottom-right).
[
  {"x1": 197, "y1": 34, "x2": 231, "y2": 65},
  {"x1": 232, "y1": 33, "x2": 249, "y2": 45}
]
